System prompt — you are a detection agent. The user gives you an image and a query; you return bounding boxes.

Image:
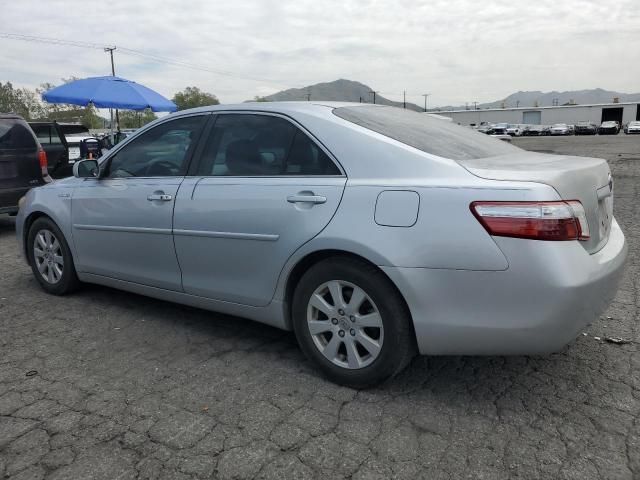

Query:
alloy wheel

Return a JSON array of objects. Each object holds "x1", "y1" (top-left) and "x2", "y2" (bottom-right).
[
  {"x1": 306, "y1": 280, "x2": 384, "y2": 369},
  {"x1": 33, "y1": 229, "x2": 64, "y2": 284}
]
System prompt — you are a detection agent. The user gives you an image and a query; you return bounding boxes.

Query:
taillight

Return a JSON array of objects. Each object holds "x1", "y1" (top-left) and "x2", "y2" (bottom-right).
[
  {"x1": 471, "y1": 201, "x2": 590, "y2": 241},
  {"x1": 38, "y1": 149, "x2": 49, "y2": 176}
]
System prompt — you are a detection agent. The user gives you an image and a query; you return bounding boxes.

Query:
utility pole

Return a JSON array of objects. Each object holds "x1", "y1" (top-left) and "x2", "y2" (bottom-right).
[
  {"x1": 403, "y1": 90, "x2": 406, "y2": 109},
  {"x1": 369, "y1": 90, "x2": 379, "y2": 104},
  {"x1": 104, "y1": 46, "x2": 119, "y2": 138},
  {"x1": 516, "y1": 100, "x2": 520, "y2": 108},
  {"x1": 473, "y1": 101, "x2": 479, "y2": 110},
  {"x1": 422, "y1": 93, "x2": 430, "y2": 112},
  {"x1": 305, "y1": 92, "x2": 311, "y2": 101}
]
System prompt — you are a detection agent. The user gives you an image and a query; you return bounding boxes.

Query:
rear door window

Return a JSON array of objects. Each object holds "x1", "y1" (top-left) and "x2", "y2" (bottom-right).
[
  {"x1": 333, "y1": 105, "x2": 518, "y2": 160},
  {"x1": 0, "y1": 119, "x2": 37, "y2": 149},
  {"x1": 196, "y1": 113, "x2": 341, "y2": 176}
]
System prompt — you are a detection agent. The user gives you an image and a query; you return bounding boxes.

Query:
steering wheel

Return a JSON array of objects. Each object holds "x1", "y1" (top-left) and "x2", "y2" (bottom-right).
[{"x1": 145, "y1": 160, "x2": 178, "y2": 177}]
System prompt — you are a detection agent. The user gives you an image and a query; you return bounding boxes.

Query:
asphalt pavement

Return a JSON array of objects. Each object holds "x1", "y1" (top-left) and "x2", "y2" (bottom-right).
[{"x1": 0, "y1": 134, "x2": 639, "y2": 479}]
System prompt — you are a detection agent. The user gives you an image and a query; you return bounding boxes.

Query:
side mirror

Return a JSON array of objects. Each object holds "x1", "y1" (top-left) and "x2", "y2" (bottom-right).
[{"x1": 73, "y1": 159, "x2": 99, "y2": 178}]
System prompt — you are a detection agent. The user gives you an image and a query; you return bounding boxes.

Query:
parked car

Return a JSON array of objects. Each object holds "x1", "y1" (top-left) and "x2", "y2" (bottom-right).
[
  {"x1": 0, "y1": 114, "x2": 50, "y2": 215},
  {"x1": 29, "y1": 122, "x2": 100, "y2": 178},
  {"x1": 599, "y1": 121, "x2": 620, "y2": 135},
  {"x1": 490, "y1": 123, "x2": 509, "y2": 135},
  {"x1": 523, "y1": 125, "x2": 545, "y2": 136},
  {"x1": 574, "y1": 121, "x2": 598, "y2": 135},
  {"x1": 624, "y1": 121, "x2": 640, "y2": 134},
  {"x1": 541, "y1": 125, "x2": 552, "y2": 136},
  {"x1": 550, "y1": 123, "x2": 572, "y2": 135},
  {"x1": 28, "y1": 121, "x2": 70, "y2": 178},
  {"x1": 16, "y1": 103, "x2": 627, "y2": 387},
  {"x1": 506, "y1": 124, "x2": 524, "y2": 137}
]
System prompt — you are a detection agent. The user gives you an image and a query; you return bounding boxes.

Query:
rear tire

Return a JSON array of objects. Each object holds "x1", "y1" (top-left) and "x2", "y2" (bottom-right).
[
  {"x1": 292, "y1": 257, "x2": 416, "y2": 388},
  {"x1": 27, "y1": 217, "x2": 80, "y2": 295}
]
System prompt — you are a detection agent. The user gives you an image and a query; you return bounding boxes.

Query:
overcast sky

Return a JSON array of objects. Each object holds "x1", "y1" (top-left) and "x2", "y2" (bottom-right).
[{"x1": 2, "y1": 0, "x2": 638, "y2": 107}]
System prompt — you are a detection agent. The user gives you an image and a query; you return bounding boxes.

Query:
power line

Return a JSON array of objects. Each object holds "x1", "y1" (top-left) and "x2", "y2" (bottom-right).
[
  {"x1": 0, "y1": 32, "x2": 299, "y2": 88},
  {"x1": 2, "y1": 32, "x2": 463, "y2": 107}
]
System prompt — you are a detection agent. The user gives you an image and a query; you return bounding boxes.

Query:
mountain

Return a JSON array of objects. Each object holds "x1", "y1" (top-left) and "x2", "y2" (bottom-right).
[
  {"x1": 257, "y1": 79, "x2": 423, "y2": 111},
  {"x1": 436, "y1": 88, "x2": 640, "y2": 111}
]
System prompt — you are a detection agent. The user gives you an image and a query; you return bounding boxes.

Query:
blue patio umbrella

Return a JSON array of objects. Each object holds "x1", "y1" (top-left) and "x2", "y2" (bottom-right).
[{"x1": 42, "y1": 76, "x2": 177, "y2": 112}]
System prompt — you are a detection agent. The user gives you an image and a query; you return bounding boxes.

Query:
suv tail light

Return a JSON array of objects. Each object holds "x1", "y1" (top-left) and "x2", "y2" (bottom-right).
[
  {"x1": 38, "y1": 149, "x2": 49, "y2": 176},
  {"x1": 471, "y1": 201, "x2": 590, "y2": 241}
]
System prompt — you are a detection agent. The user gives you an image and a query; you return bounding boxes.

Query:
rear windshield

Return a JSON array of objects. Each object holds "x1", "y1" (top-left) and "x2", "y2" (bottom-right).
[
  {"x1": 333, "y1": 105, "x2": 517, "y2": 160},
  {"x1": 0, "y1": 119, "x2": 37, "y2": 149},
  {"x1": 59, "y1": 124, "x2": 89, "y2": 136}
]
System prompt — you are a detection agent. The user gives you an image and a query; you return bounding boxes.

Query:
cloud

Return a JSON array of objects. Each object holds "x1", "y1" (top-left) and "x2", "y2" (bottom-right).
[{"x1": 1, "y1": 0, "x2": 637, "y2": 106}]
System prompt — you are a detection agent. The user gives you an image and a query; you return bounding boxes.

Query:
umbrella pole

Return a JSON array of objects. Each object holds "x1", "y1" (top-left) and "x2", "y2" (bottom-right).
[{"x1": 109, "y1": 108, "x2": 114, "y2": 144}]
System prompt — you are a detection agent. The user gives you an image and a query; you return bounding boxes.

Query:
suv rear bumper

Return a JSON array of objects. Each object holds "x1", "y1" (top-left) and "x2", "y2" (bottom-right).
[{"x1": 382, "y1": 218, "x2": 627, "y2": 355}]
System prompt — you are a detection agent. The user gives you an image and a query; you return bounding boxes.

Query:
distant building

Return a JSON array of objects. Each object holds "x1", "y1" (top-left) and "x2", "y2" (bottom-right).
[{"x1": 435, "y1": 102, "x2": 640, "y2": 126}]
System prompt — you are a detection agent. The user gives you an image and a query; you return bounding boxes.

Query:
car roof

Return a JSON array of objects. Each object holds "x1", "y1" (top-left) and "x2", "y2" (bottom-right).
[
  {"x1": 0, "y1": 113, "x2": 26, "y2": 120},
  {"x1": 173, "y1": 101, "x2": 372, "y2": 117}
]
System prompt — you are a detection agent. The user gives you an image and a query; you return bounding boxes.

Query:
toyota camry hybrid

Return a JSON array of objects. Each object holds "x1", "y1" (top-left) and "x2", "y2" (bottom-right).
[{"x1": 16, "y1": 103, "x2": 627, "y2": 387}]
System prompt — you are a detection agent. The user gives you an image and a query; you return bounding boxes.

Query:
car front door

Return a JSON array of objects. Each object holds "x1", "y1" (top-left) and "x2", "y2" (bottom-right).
[
  {"x1": 173, "y1": 112, "x2": 346, "y2": 307},
  {"x1": 71, "y1": 114, "x2": 207, "y2": 290}
]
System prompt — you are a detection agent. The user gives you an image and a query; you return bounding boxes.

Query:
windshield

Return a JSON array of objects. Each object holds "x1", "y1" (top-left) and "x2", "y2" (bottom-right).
[{"x1": 333, "y1": 105, "x2": 518, "y2": 160}]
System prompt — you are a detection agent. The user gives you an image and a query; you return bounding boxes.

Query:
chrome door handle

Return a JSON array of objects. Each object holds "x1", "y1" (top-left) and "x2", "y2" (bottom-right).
[
  {"x1": 287, "y1": 194, "x2": 327, "y2": 204},
  {"x1": 147, "y1": 193, "x2": 173, "y2": 201}
]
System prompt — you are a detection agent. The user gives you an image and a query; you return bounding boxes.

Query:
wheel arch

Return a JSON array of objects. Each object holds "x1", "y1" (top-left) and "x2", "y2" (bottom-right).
[
  {"x1": 282, "y1": 249, "x2": 418, "y2": 347},
  {"x1": 22, "y1": 211, "x2": 55, "y2": 259}
]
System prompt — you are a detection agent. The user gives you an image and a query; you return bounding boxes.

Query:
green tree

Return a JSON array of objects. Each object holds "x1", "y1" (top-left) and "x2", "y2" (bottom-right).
[
  {"x1": 172, "y1": 87, "x2": 219, "y2": 111},
  {"x1": 118, "y1": 109, "x2": 157, "y2": 128},
  {"x1": 253, "y1": 96, "x2": 270, "y2": 102},
  {"x1": 0, "y1": 82, "x2": 41, "y2": 119}
]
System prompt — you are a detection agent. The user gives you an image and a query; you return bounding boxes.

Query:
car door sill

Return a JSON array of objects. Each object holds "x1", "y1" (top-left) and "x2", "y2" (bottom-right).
[{"x1": 77, "y1": 272, "x2": 289, "y2": 330}]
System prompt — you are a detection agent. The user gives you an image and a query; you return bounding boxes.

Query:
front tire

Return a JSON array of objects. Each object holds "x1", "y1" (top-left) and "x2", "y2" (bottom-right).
[
  {"x1": 292, "y1": 257, "x2": 416, "y2": 388},
  {"x1": 27, "y1": 217, "x2": 80, "y2": 295}
]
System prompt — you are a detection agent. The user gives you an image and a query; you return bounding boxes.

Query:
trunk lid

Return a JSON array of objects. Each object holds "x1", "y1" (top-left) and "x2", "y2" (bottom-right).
[{"x1": 458, "y1": 151, "x2": 613, "y2": 253}]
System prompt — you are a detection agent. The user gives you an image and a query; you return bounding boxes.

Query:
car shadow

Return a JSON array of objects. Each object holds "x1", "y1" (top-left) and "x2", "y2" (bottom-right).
[
  {"x1": 63, "y1": 278, "x2": 585, "y2": 398},
  {"x1": 7, "y1": 214, "x2": 600, "y2": 400},
  {"x1": 0, "y1": 215, "x2": 16, "y2": 236}
]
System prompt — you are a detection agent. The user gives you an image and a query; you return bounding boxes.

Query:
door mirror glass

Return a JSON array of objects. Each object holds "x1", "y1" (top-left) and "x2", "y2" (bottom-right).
[{"x1": 73, "y1": 159, "x2": 99, "y2": 178}]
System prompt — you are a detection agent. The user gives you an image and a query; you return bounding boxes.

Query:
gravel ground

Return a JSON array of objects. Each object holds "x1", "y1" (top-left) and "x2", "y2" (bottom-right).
[{"x1": 1, "y1": 135, "x2": 639, "y2": 480}]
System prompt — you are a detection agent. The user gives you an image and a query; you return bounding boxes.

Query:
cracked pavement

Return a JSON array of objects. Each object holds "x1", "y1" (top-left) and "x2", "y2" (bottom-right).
[{"x1": 1, "y1": 135, "x2": 639, "y2": 479}]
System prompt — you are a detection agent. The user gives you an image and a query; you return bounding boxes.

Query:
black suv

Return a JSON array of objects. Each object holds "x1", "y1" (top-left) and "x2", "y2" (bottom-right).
[{"x1": 0, "y1": 114, "x2": 49, "y2": 215}]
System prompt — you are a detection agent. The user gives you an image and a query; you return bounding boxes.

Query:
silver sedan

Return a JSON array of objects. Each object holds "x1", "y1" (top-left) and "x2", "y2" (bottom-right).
[{"x1": 16, "y1": 103, "x2": 627, "y2": 387}]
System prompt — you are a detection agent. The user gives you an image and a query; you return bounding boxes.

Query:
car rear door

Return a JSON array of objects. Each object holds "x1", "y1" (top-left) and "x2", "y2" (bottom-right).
[
  {"x1": 173, "y1": 112, "x2": 346, "y2": 307},
  {"x1": 0, "y1": 118, "x2": 42, "y2": 212},
  {"x1": 71, "y1": 114, "x2": 208, "y2": 290}
]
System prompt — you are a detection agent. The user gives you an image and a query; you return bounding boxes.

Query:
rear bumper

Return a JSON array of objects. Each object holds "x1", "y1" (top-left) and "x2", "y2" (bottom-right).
[{"x1": 383, "y1": 219, "x2": 627, "y2": 355}]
